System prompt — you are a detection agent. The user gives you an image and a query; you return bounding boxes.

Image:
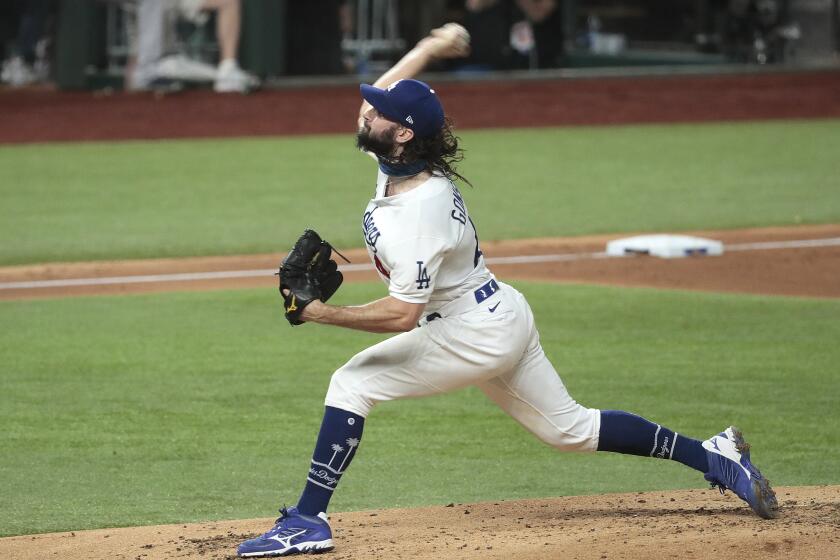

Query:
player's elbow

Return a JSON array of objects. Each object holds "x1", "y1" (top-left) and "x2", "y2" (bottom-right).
[
  {"x1": 388, "y1": 298, "x2": 425, "y2": 331},
  {"x1": 392, "y1": 312, "x2": 421, "y2": 332},
  {"x1": 395, "y1": 317, "x2": 418, "y2": 332}
]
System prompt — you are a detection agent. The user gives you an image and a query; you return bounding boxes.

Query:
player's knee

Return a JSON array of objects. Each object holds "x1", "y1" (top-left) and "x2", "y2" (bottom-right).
[
  {"x1": 324, "y1": 367, "x2": 375, "y2": 418},
  {"x1": 537, "y1": 406, "x2": 600, "y2": 452}
]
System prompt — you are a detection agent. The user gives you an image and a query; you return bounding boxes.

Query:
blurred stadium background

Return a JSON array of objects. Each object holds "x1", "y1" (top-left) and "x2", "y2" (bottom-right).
[
  {"x1": 1, "y1": 0, "x2": 838, "y2": 91},
  {"x1": 1, "y1": 0, "x2": 840, "y2": 555}
]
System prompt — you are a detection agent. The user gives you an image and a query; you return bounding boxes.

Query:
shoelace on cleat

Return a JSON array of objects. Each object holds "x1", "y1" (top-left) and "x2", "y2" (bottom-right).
[
  {"x1": 259, "y1": 506, "x2": 294, "y2": 537},
  {"x1": 275, "y1": 506, "x2": 293, "y2": 523}
]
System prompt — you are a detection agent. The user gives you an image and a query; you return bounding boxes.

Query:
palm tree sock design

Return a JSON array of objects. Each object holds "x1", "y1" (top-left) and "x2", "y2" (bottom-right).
[
  {"x1": 297, "y1": 406, "x2": 365, "y2": 516},
  {"x1": 597, "y1": 410, "x2": 709, "y2": 473}
]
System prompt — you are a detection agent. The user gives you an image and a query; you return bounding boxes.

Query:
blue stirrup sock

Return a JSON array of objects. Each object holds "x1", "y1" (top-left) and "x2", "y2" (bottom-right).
[
  {"x1": 597, "y1": 410, "x2": 708, "y2": 473},
  {"x1": 296, "y1": 406, "x2": 365, "y2": 516}
]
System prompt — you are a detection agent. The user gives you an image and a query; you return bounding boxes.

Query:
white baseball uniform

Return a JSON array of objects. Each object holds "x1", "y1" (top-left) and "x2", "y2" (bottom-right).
[{"x1": 324, "y1": 169, "x2": 601, "y2": 452}]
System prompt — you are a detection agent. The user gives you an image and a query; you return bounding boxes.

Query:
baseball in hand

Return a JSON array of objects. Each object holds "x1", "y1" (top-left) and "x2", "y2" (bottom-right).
[{"x1": 424, "y1": 23, "x2": 471, "y2": 59}]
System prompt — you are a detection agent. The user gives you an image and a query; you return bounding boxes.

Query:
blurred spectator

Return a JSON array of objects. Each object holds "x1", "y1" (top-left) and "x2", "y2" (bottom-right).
[
  {"x1": 695, "y1": 0, "x2": 798, "y2": 63},
  {"x1": 0, "y1": 0, "x2": 54, "y2": 87},
  {"x1": 722, "y1": 0, "x2": 798, "y2": 63},
  {"x1": 457, "y1": 0, "x2": 564, "y2": 71},
  {"x1": 129, "y1": 0, "x2": 258, "y2": 92},
  {"x1": 460, "y1": 0, "x2": 510, "y2": 70},
  {"x1": 285, "y1": 0, "x2": 344, "y2": 75}
]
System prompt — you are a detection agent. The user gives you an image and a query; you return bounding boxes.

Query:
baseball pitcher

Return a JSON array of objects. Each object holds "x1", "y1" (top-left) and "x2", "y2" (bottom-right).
[{"x1": 237, "y1": 23, "x2": 778, "y2": 558}]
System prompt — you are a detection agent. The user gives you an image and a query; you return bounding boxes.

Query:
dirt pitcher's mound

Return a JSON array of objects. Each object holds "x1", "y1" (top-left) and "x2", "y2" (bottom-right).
[{"x1": 2, "y1": 486, "x2": 838, "y2": 560}]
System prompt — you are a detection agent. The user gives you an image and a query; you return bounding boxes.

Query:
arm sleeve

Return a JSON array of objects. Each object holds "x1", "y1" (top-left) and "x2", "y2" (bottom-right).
[{"x1": 386, "y1": 236, "x2": 449, "y2": 304}]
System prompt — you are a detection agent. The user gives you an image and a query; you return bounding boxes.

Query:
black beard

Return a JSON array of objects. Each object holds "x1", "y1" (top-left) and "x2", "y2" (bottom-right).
[{"x1": 356, "y1": 127, "x2": 397, "y2": 160}]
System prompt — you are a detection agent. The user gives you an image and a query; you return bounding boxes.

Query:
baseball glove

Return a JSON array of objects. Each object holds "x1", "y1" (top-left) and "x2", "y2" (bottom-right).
[{"x1": 278, "y1": 229, "x2": 346, "y2": 326}]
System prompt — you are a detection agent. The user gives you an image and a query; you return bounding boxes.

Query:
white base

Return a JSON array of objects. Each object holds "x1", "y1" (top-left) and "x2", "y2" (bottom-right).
[{"x1": 606, "y1": 234, "x2": 724, "y2": 259}]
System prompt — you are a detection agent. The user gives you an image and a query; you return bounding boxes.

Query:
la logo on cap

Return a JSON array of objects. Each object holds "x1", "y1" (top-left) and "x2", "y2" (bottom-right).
[
  {"x1": 406, "y1": 116, "x2": 414, "y2": 124},
  {"x1": 387, "y1": 80, "x2": 402, "y2": 91}
]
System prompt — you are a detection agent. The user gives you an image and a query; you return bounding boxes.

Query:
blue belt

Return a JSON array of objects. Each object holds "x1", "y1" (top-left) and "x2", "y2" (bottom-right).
[
  {"x1": 473, "y1": 278, "x2": 499, "y2": 304},
  {"x1": 422, "y1": 278, "x2": 500, "y2": 325}
]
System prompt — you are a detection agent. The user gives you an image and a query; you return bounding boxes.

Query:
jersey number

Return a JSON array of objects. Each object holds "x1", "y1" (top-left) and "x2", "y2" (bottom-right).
[
  {"x1": 451, "y1": 188, "x2": 482, "y2": 268},
  {"x1": 469, "y1": 217, "x2": 483, "y2": 268},
  {"x1": 416, "y1": 261, "x2": 431, "y2": 289}
]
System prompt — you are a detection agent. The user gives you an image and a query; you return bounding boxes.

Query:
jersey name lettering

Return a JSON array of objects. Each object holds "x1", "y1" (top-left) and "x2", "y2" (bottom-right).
[
  {"x1": 451, "y1": 187, "x2": 467, "y2": 225},
  {"x1": 363, "y1": 210, "x2": 381, "y2": 252}
]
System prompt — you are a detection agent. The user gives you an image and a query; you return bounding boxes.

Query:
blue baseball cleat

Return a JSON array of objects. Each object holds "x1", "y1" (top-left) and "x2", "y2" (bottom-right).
[
  {"x1": 702, "y1": 426, "x2": 779, "y2": 519},
  {"x1": 237, "y1": 507, "x2": 334, "y2": 557}
]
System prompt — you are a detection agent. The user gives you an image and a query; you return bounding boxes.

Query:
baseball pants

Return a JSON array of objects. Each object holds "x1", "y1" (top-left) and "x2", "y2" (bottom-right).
[{"x1": 324, "y1": 282, "x2": 601, "y2": 452}]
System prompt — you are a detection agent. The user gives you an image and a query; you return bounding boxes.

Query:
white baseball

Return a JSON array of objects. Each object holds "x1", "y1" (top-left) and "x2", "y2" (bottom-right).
[{"x1": 427, "y1": 22, "x2": 471, "y2": 58}]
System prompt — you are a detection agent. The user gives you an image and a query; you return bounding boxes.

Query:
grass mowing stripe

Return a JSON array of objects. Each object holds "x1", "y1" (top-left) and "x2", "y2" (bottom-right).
[
  {"x1": 1, "y1": 119, "x2": 838, "y2": 265},
  {"x1": 1, "y1": 282, "x2": 838, "y2": 536}
]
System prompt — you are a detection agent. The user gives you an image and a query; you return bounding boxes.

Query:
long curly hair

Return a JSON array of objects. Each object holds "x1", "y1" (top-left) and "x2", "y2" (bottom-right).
[{"x1": 392, "y1": 118, "x2": 472, "y2": 187}]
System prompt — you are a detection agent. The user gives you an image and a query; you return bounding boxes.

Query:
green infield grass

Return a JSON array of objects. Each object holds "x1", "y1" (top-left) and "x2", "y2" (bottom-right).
[
  {"x1": 1, "y1": 282, "x2": 838, "y2": 536},
  {"x1": 1, "y1": 119, "x2": 838, "y2": 265}
]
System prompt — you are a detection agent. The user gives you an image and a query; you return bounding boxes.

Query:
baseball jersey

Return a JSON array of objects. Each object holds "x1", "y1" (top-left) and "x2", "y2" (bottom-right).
[{"x1": 362, "y1": 169, "x2": 493, "y2": 314}]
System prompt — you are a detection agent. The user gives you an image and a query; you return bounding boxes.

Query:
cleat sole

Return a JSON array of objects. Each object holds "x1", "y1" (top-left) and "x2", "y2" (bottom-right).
[
  {"x1": 752, "y1": 477, "x2": 780, "y2": 519},
  {"x1": 728, "y1": 426, "x2": 779, "y2": 519},
  {"x1": 240, "y1": 540, "x2": 334, "y2": 557},
  {"x1": 728, "y1": 426, "x2": 752, "y2": 454}
]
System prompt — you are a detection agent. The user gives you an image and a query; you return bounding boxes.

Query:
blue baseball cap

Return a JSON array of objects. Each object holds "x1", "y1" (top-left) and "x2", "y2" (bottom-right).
[{"x1": 360, "y1": 79, "x2": 445, "y2": 139}]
